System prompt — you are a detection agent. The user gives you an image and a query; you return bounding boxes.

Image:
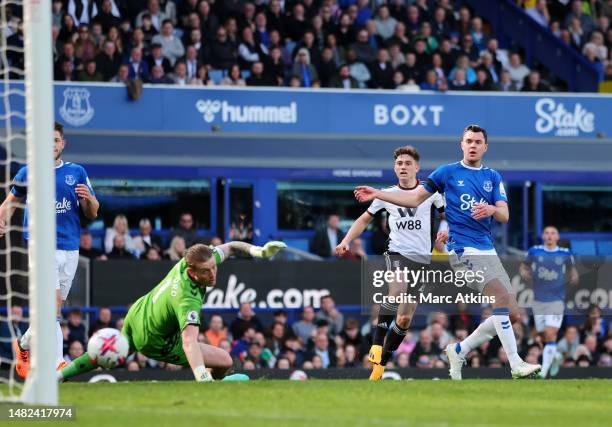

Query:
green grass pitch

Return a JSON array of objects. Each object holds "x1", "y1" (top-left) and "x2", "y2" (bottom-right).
[{"x1": 2, "y1": 380, "x2": 611, "y2": 426}]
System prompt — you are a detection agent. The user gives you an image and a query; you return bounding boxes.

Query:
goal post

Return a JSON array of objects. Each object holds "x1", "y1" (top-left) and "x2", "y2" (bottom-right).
[{"x1": 20, "y1": 0, "x2": 57, "y2": 405}]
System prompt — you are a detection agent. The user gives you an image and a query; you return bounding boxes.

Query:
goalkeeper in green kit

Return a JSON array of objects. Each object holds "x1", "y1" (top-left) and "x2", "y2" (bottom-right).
[{"x1": 58, "y1": 240, "x2": 286, "y2": 382}]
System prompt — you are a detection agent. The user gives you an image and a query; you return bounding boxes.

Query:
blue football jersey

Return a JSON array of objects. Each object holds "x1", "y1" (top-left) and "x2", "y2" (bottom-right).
[
  {"x1": 525, "y1": 245, "x2": 575, "y2": 303},
  {"x1": 423, "y1": 161, "x2": 507, "y2": 252},
  {"x1": 11, "y1": 161, "x2": 94, "y2": 251}
]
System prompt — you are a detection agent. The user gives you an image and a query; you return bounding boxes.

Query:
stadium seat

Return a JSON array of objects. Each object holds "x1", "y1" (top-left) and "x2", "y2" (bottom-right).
[
  {"x1": 283, "y1": 238, "x2": 310, "y2": 252},
  {"x1": 570, "y1": 240, "x2": 597, "y2": 256},
  {"x1": 241, "y1": 70, "x2": 251, "y2": 80},
  {"x1": 209, "y1": 70, "x2": 224, "y2": 85},
  {"x1": 596, "y1": 240, "x2": 612, "y2": 256}
]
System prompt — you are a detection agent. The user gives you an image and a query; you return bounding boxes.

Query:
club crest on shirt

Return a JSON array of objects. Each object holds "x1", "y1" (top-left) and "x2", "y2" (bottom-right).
[
  {"x1": 555, "y1": 256, "x2": 563, "y2": 265},
  {"x1": 483, "y1": 180, "x2": 493, "y2": 192},
  {"x1": 65, "y1": 175, "x2": 75, "y2": 185}
]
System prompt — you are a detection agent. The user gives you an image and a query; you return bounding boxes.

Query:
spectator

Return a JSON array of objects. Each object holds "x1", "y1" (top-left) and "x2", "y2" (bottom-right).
[
  {"x1": 350, "y1": 29, "x2": 377, "y2": 64},
  {"x1": 478, "y1": 51, "x2": 500, "y2": 84},
  {"x1": 151, "y1": 19, "x2": 185, "y2": 66},
  {"x1": 209, "y1": 27, "x2": 236, "y2": 71},
  {"x1": 229, "y1": 213, "x2": 253, "y2": 242},
  {"x1": 78, "y1": 60, "x2": 104, "y2": 81},
  {"x1": 238, "y1": 26, "x2": 265, "y2": 70},
  {"x1": 205, "y1": 314, "x2": 227, "y2": 347},
  {"x1": 91, "y1": 307, "x2": 112, "y2": 335},
  {"x1": 409, "y1": 330, "x2": 441, "y2": 366},
  {"x1": 469, "y1": 17, "x2": 487, "y2": 53},
  {"x1": 292, "y1": 306, "x2": 316, "y2": 343},
  {"x1": 79, "y1": 230, "x2": 107, "y2": 260},
  {"x1": 108, "y1": 234, "x2": 135, "y2": 259},
  {"x1": 374, "y1": 5, "x2": 397, "y2": 40},
  {"x1": 369, "y1": 48, "x2": 394, "y2": 89},
  {"x1": 449, "y1": 54, "x2": 476, "y2": 85},
  {"x1": 183, "y1": 45, "x2": 200, "y2": 81},
  {"x1": 92, "y1": 0, "x2": 120, "y2": 33},
  {"x1": 583, "y1": 31, "x2": 608, "y2": 63},
  {"x1": 142, "y1": 246, "x2": 162, "y2": 260},
  {"x1": 54, "y1": 42, "x2": 80, "y2": 80},
  {"x1": 0, "y1": 306, "x2": 28, "y2": 363},
  {"x1": 525, "y1": 0, "x2": 550, "y2": 27},
  {"x1": 136, "y1": 0, "x2": 167, "y2": 31},
  {"x1": 230, "y1": 302, "x2": 264, "y2": 339},
  {"x1": 563, "y1": 0, "x2": 595, "y2": 35},
  {"x1": 310, "y1": 214, "x2": 346, "y2": 258},
  {"x1": 169, "y1": 212, "x2": 198, "y2": 247},
  {"x1": 557, "y1": 325, "x2": 580, "y2": 360},
  {"x1": 65, "y1": 340, "x2": 85, "y2": 362},
  {"x1": 191, "y1": 64, "x2": 214, "y2": 86},
  {"x1": 123, "y1": 47, "x2": 149, "y2": 81},
  {"x1": 221, "y1": 64, "x2": 246, "y2": 86},
  {"x1": 266, "y1": 47, "x2": 286, "y2": 86},
  {"x1": 470, "y1": 68, "x2": 493, "y2": 91},
  {"x1": 266, "y1": 321, "x2": 287, "y2": 356},
  {"x1": 495, "y1": 69, "x2": 518, "y2": 91},
  {"x1": 306, "y1": 333, "x2": 336, "y2": 368},
  {"x1": 104, "y1": 214, "x2": 135, "y2": 254},
  {"x1": 164, "y1": 236, "x2": 186, "y2": 261},
  {"x1": 504, "y1": 52, "x2": 530, "y2": 90},
  {"x1": 146, "y1": 43, "x2": 172, "y2": 75},
  {"x1": 111, "y1": 64, "x2": 130, "y2": 83},
  {"x1": 340, "y1": 318, "x2": 369, "y2": 360},
  {"x1": 95, "y1": 40, "x2": 121, "y2": 81},
  {"x1": 133, "y1": 218, "x2": 162, "y2": 256},
  {"x1": 66, "y1": 308, "x2": 86, "y2": 345},
  {"x1": 246, "y1": 61, "x2": 274, "y2": 86},
  {"x1": 168, "y1": 60, "x2": 189, "y2": 85},
  {"x1": 74, "y1": 25, "x2": 98, "y2": 63},
  {"x1": 420, "y1": 69, "x2": 442, "y2": 91},
  {"x1": 291, "y1": 48, "x2": 319, "y2": 88},
  {"x1": 398, "y1": 52, "x2": 422, "y2": 84},
  {"x1": 315, "y1": 295, "x2": 344, "y2": 336},
  {"x1": 521, "y1": 70, "x2": 551, "y2": 92}
]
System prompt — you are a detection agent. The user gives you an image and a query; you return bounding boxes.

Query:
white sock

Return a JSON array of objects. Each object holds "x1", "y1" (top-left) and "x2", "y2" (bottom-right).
[
  {"x1": 456, "y1": 316, "x2": 497, "y2": 357},
  {"x1": 56, "y1": 319, "x2": 64, "y2": 365},
  {"x1": 19, "y1": 327, "x2": 32, "y2": 350},
  {"x1": 541, "y1": 342, "x2": 557, "y2": 377},
  {"x1": 491, "y1": 308, "x2": 522, "y2": 369}
]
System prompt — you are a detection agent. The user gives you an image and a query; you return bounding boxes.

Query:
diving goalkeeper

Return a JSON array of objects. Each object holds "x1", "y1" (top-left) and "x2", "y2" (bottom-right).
[{"x1": 58, "y1": 240, "x2": 286, "y2": 382}]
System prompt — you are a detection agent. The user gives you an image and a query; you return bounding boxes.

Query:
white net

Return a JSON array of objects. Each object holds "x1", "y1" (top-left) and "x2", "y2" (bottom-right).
[{"x1": 0, "y1": 0, "x2": 28, "y2": 400}]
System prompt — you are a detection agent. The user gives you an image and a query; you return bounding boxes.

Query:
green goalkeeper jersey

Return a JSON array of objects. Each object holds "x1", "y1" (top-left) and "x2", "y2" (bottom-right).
[{"x1": 122, "y1": 255, "x2": 218, "y2": 365}]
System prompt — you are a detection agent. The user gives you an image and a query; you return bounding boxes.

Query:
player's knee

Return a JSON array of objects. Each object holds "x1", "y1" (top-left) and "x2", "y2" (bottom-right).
[{"x1": 396, "y1": 314, "x2": 412, "y2": 329}]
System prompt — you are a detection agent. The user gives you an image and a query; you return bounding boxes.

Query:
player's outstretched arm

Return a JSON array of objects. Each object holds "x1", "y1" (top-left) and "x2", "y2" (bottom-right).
[
  {"x1": 0, "y1": 193, "x2": 24, "y2": 237},
  {"x1": 355, "y1": 185, "x2": 432, "y2": 208},
  {"x1": 336, "y1": 211, "x2": 373, "y2": 256},
  {"x1": 182, "y1": 325, "x2": 213, "y2": 382},
  {"x1": 216, "y1": 240, "x2": 287, "y2": 261},
  {"x1": 76, "y1": 184, "x2": 100, "y2": 220}
]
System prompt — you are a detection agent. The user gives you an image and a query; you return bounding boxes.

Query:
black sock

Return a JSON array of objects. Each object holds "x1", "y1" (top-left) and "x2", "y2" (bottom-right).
[
  {"x1": 381, "y1": 323, "x2": 409, "y2": 365},
  {"x1": 373, "y1": 313, "x2": 396, "y2": 346}
]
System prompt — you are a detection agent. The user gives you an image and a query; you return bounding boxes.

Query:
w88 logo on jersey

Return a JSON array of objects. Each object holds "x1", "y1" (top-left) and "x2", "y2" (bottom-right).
[{"x1": 396, "y1": 220, "x2": 422, "y2": 230}]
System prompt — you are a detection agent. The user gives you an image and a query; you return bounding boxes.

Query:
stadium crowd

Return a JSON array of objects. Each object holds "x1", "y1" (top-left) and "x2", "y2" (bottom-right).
[
  {"x1": 2, "y1": 0, "x2": 611, "y2": 89},
  {"x1": 2, "y1": 296, "x2": 610, "y2": 372}
]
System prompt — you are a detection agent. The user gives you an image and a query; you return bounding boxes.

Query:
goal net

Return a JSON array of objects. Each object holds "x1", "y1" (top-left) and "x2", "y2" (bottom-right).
[{"x1": 0, "y1": 0, "x2": 58, "y2": 404}]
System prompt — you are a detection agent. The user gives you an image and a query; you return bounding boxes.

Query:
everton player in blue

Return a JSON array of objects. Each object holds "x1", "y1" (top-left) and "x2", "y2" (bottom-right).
[
  {"x1": 355, "y1": 124, "x2": 541, "y2": 379},
  {"x1": 0, "y1": 122, "x2": 99, "y2": 378},
  {"x1": 520, "y1": 226, "x2": 578, "y2": 378}
]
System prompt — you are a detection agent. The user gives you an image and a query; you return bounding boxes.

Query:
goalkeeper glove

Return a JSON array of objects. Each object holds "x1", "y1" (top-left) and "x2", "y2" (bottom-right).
[{"x1": 249, "y1": 241, "x2": 287, "y2": 259}]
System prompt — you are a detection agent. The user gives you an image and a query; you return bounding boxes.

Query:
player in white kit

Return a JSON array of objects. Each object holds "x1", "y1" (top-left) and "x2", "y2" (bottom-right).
[{"x1": 336, "y1": 145, "x2": 445, "y2": 380}]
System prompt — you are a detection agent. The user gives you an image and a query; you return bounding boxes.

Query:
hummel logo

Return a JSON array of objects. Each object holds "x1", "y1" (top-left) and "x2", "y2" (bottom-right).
[{"x1": 457, "y1": 180, "x2": 465, "y2": 186}]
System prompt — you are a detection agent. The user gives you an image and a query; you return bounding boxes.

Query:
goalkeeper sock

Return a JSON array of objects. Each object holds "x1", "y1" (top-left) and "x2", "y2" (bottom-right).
[
  {"x1": 19, "y1": 327, "x2": 32, "y2": 350},
  {"x1": 56, "y1": 318, "x2": 64, "y2": 365},
  {"x1": 58, "y1": 353, "x2": 97, "y2": 380},
  {"x1": 456, "y1": 316, "x2": 497, "y2": 357},
  {"x1": 381, "y1": 322, "x2": 408, "y2": 365},
  {"x1": 541, "y1": 342, "x2": 557, "y2": 377},
  {"x1": 491, "y1": 307, "x2": 522, "y2": 369},
  {"x1": 373, "y1": 310, "x2": 396, "y2": 346}
]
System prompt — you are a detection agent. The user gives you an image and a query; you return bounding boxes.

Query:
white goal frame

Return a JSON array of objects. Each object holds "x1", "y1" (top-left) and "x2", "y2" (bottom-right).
[{"x1": 19, "y1": 0, "x2": 57, "y2": 405}]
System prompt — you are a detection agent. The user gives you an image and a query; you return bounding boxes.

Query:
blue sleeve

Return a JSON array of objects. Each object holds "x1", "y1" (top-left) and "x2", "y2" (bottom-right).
[
  {"x1": 492, "y1": 171, "x2": 508, "y2": 203},
  {"x1": 80, "y1": 167, "x2": 95, "y2": 196},
  {"x1": 423, "y1": 165, "x2": 447, "y2": 194},
  {"x1": 565, "y1": 251, "x2": 576, "y2": 268},
  {"x1": 10, "y1": 167, "x2": 27, "y2": 198}
]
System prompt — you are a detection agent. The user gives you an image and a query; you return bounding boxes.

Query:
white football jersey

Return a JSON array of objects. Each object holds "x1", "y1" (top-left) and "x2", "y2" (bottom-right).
[{"x1": 367, "y1": 183, "x2": 445, "y2": 264}]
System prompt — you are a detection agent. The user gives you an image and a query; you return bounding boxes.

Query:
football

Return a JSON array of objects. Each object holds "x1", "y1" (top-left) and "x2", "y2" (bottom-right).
[{"x1": 87, "y1": 328, "x2": 129, "y2": 369}]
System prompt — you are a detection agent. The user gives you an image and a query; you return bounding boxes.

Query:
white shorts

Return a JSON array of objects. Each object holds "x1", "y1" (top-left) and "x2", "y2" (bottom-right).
[
  {"x1": 55, "y1": 250, "x2": 79, "y2": 300},
  {"x1": 448, "y1": 247, "x2": 513, "y2": 294},
  {"x1": 533, "y1": 300, "x2": 564, "y2": 332}
]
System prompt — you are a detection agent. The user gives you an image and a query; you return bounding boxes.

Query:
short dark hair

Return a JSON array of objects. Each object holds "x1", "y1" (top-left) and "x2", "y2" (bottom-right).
[
  {"x1": 54, "y1": 121, "x2": 64, "y2": 138},
  {"x1": 162, "y1": 19, "x2": 173, "y2": 27},
  {"x1": 462, "y1": 124, "x2": 488, "y2": 143},
  {"x1": 393, "y1": 145, "x2": 420, "y2": 162}
]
